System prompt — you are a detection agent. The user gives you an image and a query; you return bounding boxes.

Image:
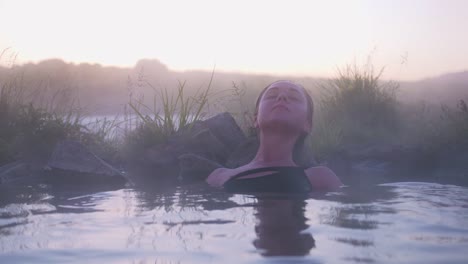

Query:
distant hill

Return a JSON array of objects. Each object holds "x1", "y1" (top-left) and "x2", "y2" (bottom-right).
[
  {"x1": 1, "y1": 59, "x2": 467, "y2": 114},
  {"x1": 0, "y1": 59, "x2": 324, "y2": 114},
  {"x1": 398, "y1": 71, "x2": 468, "y2": 105}
]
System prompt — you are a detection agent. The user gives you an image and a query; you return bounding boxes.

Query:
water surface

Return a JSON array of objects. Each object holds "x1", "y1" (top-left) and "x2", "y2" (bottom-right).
[{"x1": 1, "y1": 181, "x2": 467, "y2": 263}]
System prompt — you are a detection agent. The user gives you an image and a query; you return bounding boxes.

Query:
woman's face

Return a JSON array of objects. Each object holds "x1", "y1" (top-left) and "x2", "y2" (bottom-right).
[{"x1": 255, "y1": 81, "x2": 311, "y2": 134}]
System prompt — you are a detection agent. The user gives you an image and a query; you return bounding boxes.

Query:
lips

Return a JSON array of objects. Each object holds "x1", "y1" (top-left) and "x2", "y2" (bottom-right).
[{"x1": 272, "y1": 104, "x2": 289, "y2": 111}]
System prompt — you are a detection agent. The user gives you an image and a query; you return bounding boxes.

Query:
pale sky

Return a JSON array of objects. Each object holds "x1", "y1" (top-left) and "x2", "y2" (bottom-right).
[{"x1": 1, "y1": 0, "x2": 467, "y2": 80}]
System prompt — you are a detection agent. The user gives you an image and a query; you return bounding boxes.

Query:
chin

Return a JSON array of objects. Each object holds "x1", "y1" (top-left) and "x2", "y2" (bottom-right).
[{"x1": 262, "y1": 117, "x2": 303, "y2": 133}]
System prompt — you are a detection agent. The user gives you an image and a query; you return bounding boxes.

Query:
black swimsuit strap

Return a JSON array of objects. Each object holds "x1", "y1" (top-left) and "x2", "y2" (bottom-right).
[{"x1": 230, "y1": 166, "x2": 304, "y2": 180}]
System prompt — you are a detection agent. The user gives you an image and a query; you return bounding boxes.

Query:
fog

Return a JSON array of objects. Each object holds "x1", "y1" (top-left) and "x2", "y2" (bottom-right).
[{"x1": 1, "y1": 58, "x2": 466, "y2": 116}]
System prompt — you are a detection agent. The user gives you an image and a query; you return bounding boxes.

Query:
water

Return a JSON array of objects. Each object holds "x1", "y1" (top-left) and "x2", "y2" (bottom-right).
[
  {"x1": 1, "y1": 181, "x2": 468, "y2": 263},
  {"x1": 80, "y1": 113, "x2": 198, "y2": 139}
]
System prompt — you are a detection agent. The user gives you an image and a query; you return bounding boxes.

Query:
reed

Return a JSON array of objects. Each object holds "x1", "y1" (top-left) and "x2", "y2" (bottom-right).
[
  {"x1": 309, "y1": 63, "x2": 399, "y2": 161},
  {"x1": 0, "y1": 52, "x2": 86, "y2": 164},
  {"x1": 121, "y1": 68, "x2": 216, "y2": 161}
]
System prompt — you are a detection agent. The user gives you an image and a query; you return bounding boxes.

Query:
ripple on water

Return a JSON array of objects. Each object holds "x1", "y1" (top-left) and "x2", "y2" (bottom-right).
[{"x1": 0, "y1": 181, "x2": 467, "y2": 263}]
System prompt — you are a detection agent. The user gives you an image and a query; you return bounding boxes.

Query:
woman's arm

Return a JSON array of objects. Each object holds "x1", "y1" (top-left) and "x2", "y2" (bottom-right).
[{"x1": 305, "y1": 166, "x2": 343, "y2": 191}]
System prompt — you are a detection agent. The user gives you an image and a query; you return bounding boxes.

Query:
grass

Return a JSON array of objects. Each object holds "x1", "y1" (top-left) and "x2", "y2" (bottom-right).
[
  {"x1": 309, "y1": 63, "x2": 399, "y2": 161},
  {"x1": 413, "y1": 99, "x2": 468, "y2": 152},
  {"x1": 393, "y1": 97, "x2": 468, "y2": 158},
  {"x1": 0, "y1": 75, "x2": 84, "y2": 164},
  {"x1": 308, "y1": 62, "x2": 468, "y2": 167},
  {"x1": 121, "y1": 68, "x2": 217, "y2": 162},
  {"x1": 227, "y1": 81, "x2": 257, "y2": 136},
  {"x1": 439, "y1": 99, "x2": 468, "y2": 147},
  {"x1": 0, "y1": 51, "x2": 117, "y2": 165},
  {"x1": 1, "y1": 51, "x2": 467, "y2": 185}
]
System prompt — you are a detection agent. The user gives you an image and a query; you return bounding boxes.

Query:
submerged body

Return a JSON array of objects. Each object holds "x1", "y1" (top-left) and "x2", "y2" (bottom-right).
[
  {"x1": 223, "y1": 166, "x2": 312, "y2": 193},
  {"x1": 208, "y1": 164, "x2": 341, "y2": 192}
]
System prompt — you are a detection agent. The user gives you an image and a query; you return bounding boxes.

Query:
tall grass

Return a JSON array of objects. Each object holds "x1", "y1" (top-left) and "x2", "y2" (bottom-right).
[
  {"x1": 130, "y1": 69, "x2": 214, "y2": 134},
  {"x1": 414, "y1": 99, "x2": 468, "y2": 153},
  {"x1": 122, "y1": 68, "x2": 217, "y2": 161},
  {"x1": 439, "y1": 99, "x2": 468, "y2": 147},
  {"x1": 0, "y1": 51, "x2": 88, "y2": 164},
  {"x1": 309, "y1": 62, "x2": 468, "y2": 164},
  {"x1": 225, "y1": 81, "x2": 256, "y2": 136},
  {"x1": 310, "y1": 64, "x2": 399, "y2": 161},
  {"x1": 0, "y1": 84, "x2": 84, "y2": 163}
]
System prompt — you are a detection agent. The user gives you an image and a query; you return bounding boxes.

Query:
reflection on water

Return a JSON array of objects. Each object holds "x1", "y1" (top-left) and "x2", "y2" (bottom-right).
[
  {"x1": 0, "y1": 181, "x2": 468, "y2": 263},
  {"x1": 253, "y1": 197, "x2": 314, "y2": 256}
]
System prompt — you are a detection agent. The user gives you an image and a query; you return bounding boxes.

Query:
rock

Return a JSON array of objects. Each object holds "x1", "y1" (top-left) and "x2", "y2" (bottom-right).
[
  {"x1": 145, "y1": 141, "x2": 187, "y2": 167},
  {"x1": 186, "y1": 128, "x2": 230, "y2": 162},
  {"x1": 325, "y1": 144, "x2": 442, "y2": 185},
  {"x1": 178, "y1": 153, "x2": 223, "y2": 182},
  {"x1": 0, "y1": 161, "x2": 42, "y2": 184},
  {"x1": 47, "y1": 140, "x2": 127, "y2": 184},
  {"x1": 351, "y1": 160, "x2": 391, "y2": 175},
  {"x1": 432, "y1": 149, "x2": 468, "y2": 185},
  {"x1": 201, "y1": 112, "x2": 246, "y2": 150},
  {"x1": 144, "y1": 112, "x2": 246, "y2": 171},
  {"x1": 146, "y1": 128, "x2": 229, "y2": 167}
]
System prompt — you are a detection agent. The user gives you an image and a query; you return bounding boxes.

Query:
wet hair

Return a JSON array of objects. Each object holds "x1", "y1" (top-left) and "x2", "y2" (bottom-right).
[{"x1": 254, "y1": 80, "x2": 315, "y2": 166}]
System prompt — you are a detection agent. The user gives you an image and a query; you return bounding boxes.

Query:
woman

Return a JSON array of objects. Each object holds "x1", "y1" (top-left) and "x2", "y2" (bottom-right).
[{"x1": 206, "y1": 80, "x2": 342, "y2": 192}]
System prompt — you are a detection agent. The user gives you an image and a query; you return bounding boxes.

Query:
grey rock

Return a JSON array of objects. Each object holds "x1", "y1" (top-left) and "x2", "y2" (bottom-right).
[
  {"x1": 0, "y1": 161, "x2": 40, "y2": 184},
  {"x1": 146, "y1": 128, "x2": 229, "y2": 167},
  {"x1": 351, "y1": 160, "x2": 391, "y2": 174},
  {"x1": 145, "y1": 141, "x2": 187, "y2": 167},
  {"x1": 432, "y1": 149, "x2": 468, "y2": 184},
  {"x1": 186, "y1": 128, "x2": 230, "y2": 163},
  {"x1": 47, "y1": 140, "x2": 127, "y2": 184},
  {"x1": 201, "y1": 112, "x2": 246, "y2": 150},
  {"x1": 144, "y1": 112, "x2": 246, "y2": 170},
  {"x1": 178, "y1": 153, "x2": 222, "y2": 182},
  {"x1": 325, "y1": 144, "x2": 443, "y2": 185}
]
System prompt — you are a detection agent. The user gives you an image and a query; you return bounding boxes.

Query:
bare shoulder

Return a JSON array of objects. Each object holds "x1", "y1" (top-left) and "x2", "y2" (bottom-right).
[
  {"x1": 305, "y1": 166, "x2": 343, "y2": 191},
  {"x1": 205, "y1": 167, "x2": 236, "y2": 187}
]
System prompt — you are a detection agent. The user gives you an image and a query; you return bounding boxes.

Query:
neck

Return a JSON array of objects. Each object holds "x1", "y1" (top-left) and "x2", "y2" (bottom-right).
[{"x1": 251, "y1": 130, "x2": 298, "y2": 167}]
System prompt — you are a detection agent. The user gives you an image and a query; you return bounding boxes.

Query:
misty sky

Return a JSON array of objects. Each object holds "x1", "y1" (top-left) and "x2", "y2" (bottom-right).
[{"x1": 1, "y1": 0, "x2": 467, "y2": 80}]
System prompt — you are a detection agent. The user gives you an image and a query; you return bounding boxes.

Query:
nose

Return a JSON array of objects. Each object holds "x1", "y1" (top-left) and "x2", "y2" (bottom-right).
[{"x1": 276, "y1": 91, "x2": 288, "y2": 102}]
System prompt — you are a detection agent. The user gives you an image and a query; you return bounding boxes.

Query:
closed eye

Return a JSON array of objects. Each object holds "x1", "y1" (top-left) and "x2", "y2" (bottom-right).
[
  {"x1": 265, "y1": 92, "x2": 278, "y2": 99},
  {"x1": 289, "y1": 95, "x2": 301, "y2": 101}
]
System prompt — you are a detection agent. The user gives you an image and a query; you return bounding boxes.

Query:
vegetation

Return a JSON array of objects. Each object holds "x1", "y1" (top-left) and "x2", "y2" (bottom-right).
[
  {"x1": 402, "y1": 99, "x2": 468, "y2": 152},
  {"x1": 0, "y1": 74, "x2": 82, "y2": 164},
  {"x1": 121, "y1": 68, "x2": 216, "y2": 162},
  {"x1": 309, "y1": 64, "x2": 399, "y2": 161},
  {"x1": 0, "y1": 58, "x2": 120, "y2": 165},
  {"x1": 1, "y1": 55, "x2": 467, "y2": 185},
  {"x1": 306, "y1": 64, "x2": 468, "y2": 165}
]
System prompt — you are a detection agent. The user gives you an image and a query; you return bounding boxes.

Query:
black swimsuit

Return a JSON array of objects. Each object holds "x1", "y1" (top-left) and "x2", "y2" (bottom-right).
[{"x1": 223, "y1": 166, "x2": 312, "y2": 193}]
